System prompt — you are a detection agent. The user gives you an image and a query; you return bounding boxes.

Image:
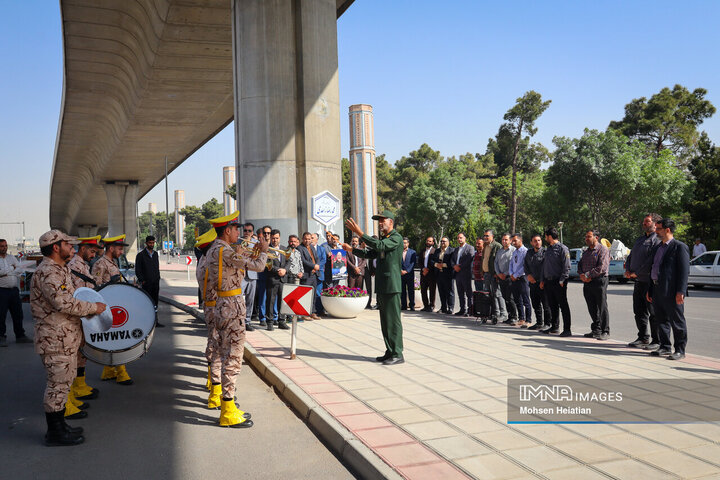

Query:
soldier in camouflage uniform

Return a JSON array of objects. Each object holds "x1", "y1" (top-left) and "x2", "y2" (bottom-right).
[
  {"x1": 194, "y1": 229, "x2": 222, "y2": 396},
  {"x1": 67, "y1": 236, "x2": 103, "y2": 402},
  {"x1": 206, "y1": 211, "x2": 268, "y2": 428},
  {"x1": 92, "y1": 234, "x2": 133, "y2": 385},
  {"x1": 31, "y1": 230, "x2": 106, "y2": 446}
]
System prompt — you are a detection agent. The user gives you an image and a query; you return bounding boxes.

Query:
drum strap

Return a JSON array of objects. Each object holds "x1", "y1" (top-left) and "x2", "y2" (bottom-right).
[
  {"x1": 203, "y1": 268, "x2": 216, "y2": 307},
  {"x1": 217, "y1": 246, "x2": 243, "y2": 298},
  {"x1": 71, "y1": 269, "x2": 97, "y2": 287}
]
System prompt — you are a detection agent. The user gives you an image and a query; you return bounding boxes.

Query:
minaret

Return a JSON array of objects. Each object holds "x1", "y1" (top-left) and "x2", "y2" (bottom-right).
[
  {"x1": 222, "y1": 166, "x2": 237, "y2": 215},
  {"x1": 174, "y1": 189, "x2": 185, "y2": 248},
  {"x1": 349, "y1": 104, "x2": 377, "y2": 236}
]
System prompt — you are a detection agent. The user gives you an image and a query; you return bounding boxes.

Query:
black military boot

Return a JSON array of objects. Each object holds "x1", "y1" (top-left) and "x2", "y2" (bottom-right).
[
  {"x1": 60, "y1": 408, "x2": 83, "y2": 434},
  {"x1": 45, "y1": 410, "x2": 84, "y2": 446}
]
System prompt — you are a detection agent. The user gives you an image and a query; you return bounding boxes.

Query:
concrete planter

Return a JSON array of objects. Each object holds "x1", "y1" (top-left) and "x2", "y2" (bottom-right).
[
  {"x1": 415, "y1": 289, "x2": 422, "y2": 306},
  {"x1": 321, "y1": 295, "x2": 369, "y2": 319}
]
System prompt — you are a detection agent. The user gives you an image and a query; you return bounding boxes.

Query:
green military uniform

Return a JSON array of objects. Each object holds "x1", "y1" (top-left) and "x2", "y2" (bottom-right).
[{"x1": 353, "y1": 222, "x2": 404, "y2": 360}]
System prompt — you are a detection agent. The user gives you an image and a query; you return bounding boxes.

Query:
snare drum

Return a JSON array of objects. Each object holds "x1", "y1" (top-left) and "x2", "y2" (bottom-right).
[{"x1": 82, "y1": 283, "x2": 156, "y2": 366}]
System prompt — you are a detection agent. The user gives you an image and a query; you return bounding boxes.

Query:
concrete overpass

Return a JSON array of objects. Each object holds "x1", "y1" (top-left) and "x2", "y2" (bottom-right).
[{"x1": 51, "y1": 0, "x2": 354, "y2": 250}]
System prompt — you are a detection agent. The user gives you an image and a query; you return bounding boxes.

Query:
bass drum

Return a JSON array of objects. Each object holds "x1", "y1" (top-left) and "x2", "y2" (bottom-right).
[{"x1": 82, "y1": 283, "x2": 156, "y2": 366}]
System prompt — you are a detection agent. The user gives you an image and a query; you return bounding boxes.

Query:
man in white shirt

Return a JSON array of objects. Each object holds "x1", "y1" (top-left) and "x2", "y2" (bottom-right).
[
  {"x1": 692, "y1": 239, "x2": 707, "y2": 258},
  {"x1": 0, "y1": 239, "x2": 31, "y2": 346}
]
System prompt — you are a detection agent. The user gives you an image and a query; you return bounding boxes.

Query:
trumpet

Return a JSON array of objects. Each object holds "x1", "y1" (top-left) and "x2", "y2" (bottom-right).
[{"x1": 233, "y1": 239, "x2": 291, "y2": 260}]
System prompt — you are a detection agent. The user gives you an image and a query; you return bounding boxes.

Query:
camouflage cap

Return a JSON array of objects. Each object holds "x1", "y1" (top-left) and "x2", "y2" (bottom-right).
[{"x1": 39, "y1": 230, "x2": 80, "y2": 247}]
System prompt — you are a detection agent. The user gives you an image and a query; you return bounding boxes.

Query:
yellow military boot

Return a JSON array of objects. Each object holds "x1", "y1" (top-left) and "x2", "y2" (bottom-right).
[
  {"x1": 115, "y1": 364, "x2": 133, "y2": 385},
  {"x1": 206, "y1": 366, "x2": 212, "y2": 390},
  {"x1": 64, "y1": 394, "x2": 88, "y2": 420},
  {"x1": 207, "y1": 383, "x2": 222, "y2": 409},
  {"x1": 72, "y1": 375, "x2": 99, "y2": 400},
  {"x1": 101, "y1": 366, "x2": 117, "y2": 381},
  {"x1": 219, "y1": 399, "x2": 253, "y2": 428},
  {"x1": 67, "y1": 390, "x2": 89, "y2": 411}
]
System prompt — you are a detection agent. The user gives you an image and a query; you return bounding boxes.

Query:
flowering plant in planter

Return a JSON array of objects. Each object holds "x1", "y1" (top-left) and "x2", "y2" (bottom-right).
[
  {"x1": 414, "y1": 279, "x2": 421, "y2": 291},
  {"x1": 321, "y1": 285, "x2": 368, "y2": 298}
]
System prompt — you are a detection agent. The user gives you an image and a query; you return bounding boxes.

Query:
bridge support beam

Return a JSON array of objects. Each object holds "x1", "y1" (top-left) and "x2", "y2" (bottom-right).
[
  {"x1": 103, "y1": 182, "x2": 139, "y2": 258},
  {"x1": 232, "y1": 0, "x2": 343, "y2": 239}
]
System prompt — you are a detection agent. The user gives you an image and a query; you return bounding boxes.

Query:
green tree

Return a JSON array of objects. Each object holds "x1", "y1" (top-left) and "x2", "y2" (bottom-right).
[
  {"x1": 501, "y1": 91, "x2": 551, "y2": 234},
  {"x1": 225, "y1": 183, "x2": 236, "y2": 198},
  {"x1": 546, "y1": 129, "x2": 690, "y2": 245},
  {"x1": 687, "y1": 133, "x2": 720, "y2": 248},
  {"x1": 375, "y1": 153, "x2": 396, "y2": 213},
  {"x1": 608, "y1": 84, "x2": 716, "y2": 160},
  {"x1": 181, "y1": 198, "x2": 224, "y2": 236},
  {"x1": 403, "y1": 161, "x2": 485, "y2": 243},
  {"x1": 390, "y1": 144, "x2": 442, "y2": 220},
  {"x1": 138, "y1": 211, "x2": 175, "y2": 249}
]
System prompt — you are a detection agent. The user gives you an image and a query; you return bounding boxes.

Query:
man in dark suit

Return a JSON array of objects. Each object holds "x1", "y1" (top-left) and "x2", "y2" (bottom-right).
[
  {"x1": 135, "y1": 235, "x2": 163, "y2": 327},
  {"x1": 418, "y1": 237, "x2": 436, "y2": 312},
  {"x1": 432, "y1": 236, "x2": 455, "y2": 314},
  {"x1": 647, "y1": 218, "x2": 689, "y2": 360},
  {"x1": 400, "y1": 238, "x2": 417, "y2": 311},
  {"x1": 451, "y1": 232, "x2": 475, "y2": 316},
  {"x1": 347, "y1": 236, "x2": 366, "y2": 289},
  {"x1": 265, "y1": 229, "x2": 289, "y2": 331},
  {"x1": 363, "y1": 239, "x2": 376, "y2": 309},
  {"x1": 298, "y1": 232, "x2": 320, "y2": 320},
  {"x1": 344, "y1": 210, "x2": 405, "y2": 365}
]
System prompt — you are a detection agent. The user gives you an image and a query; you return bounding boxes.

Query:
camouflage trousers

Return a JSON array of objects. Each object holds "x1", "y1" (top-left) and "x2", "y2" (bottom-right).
[
  {"x1": 77, "y1": 338, "x2": 87, "y2": 368},
  {"x1": 204, "y1": 307, "x2": 222, "y2": 384},
  {"x1": 40, "y1": 353, "x2": 77, "y2": 412},
  {"x1": 215, "y1": 296, "x2": 246, "y2": 399}
]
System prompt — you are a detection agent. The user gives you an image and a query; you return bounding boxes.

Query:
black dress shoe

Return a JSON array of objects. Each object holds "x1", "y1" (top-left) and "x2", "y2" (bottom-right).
[
  {"x1": 649, "y1": 348, "x2": 672, "y2": 356},
  {"x1": 667, "y1": 352, "x2": 686, "y2": 360},
  {"x1": 527, "y1": 324, "x2": 541, "y2": 330},
  {"x1": 642, "y1": 343, "x2": 660, "y2": 350},
  {"x1": 245, "y1": 323, "x2": 255, "y2": 331},
  {"x1": 16, "y1": 336, "x2": 33, "y2": 343},
  {"x1": 583, "y1": 332, "x2": 598, "y2": 338},
  {"x1": 382, "y1": 357, "x2": 405, "y2": 366},
  {"x1": 627, "y1": 338, "x2": 649, "y2": 347},
  {"x1": 453, "y1": 311, "x2": 466, "y2": 316},
  {"x1": 375, "y1": 353, "x2": 392, "y2": 362},
  {"x1": 559, "y1": 331, "x2": 572, "y2": 337},
  {"x1": 410, "y1": 307, "x2": 415, "y2": 311},
  {"x1": 597, "y1": 333, "x2": 609, "y2": 340}
]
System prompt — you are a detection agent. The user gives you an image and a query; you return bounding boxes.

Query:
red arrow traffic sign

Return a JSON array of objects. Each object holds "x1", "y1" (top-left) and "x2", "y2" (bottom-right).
[
  {"x1": 281, "y1": 285, "x2": 314, "y2": 316},
  {"x1": 186, "y1": 256, "x2": 192, "y2": 266}
]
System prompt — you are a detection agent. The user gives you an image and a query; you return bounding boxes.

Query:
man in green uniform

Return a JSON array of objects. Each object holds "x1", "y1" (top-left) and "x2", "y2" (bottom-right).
[{"x1": 343, "y1": 210, "x2": 404, "y2": 365}]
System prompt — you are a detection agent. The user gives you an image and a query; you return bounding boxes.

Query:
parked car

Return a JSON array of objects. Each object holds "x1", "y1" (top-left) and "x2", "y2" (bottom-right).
[{"x1": 689, "y1": 250, "x2": 720, "y2": 288}]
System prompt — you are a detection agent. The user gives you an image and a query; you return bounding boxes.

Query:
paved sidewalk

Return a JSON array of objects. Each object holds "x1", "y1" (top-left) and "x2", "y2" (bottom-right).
[{"x1": 161, "y1": 275, "x2": 720, "y2": 479}]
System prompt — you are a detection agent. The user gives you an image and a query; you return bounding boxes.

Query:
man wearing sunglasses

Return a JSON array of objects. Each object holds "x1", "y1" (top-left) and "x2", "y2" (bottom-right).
[{"x1": 241, "y1": 223, "x2": 257, "y2": 331}]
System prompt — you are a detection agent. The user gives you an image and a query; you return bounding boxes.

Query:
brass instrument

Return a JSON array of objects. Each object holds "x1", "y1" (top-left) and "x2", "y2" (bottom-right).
[{"x1": 232, "y1": 239, "x2": 291, "y2": 266}]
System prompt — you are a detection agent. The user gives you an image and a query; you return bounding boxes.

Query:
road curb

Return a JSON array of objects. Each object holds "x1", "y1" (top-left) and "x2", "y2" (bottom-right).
[{"x1": 160, "y1": 297, "x2": 401, "y2": 480}]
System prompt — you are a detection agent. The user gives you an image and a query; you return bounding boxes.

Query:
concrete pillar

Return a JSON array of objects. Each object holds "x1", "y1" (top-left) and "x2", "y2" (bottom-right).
[
  {"x1": 174, "y1": 190, "x2": 185, "y2": 249},
  {"x1": 349, "y1": 104, "x2": 377, "y2": 237},
  {"x1": 222, "y1": 166, "x2": 237, "y2": 215},
  {"x1": 103, "y1": 182, "x2": 139, "y2": 258},
  {"x1": 231, "y1": 0, "x2": 343, "y2": 240},
  {"x1": 148, "y1": 202, "x2": 157, "y2": 214},
  {"x1": 77, "y1": 225, "x2": 99, "y2": 238}
]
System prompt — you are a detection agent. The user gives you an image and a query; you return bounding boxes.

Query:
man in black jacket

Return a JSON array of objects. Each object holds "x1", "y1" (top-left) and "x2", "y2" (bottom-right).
[
  {"x1": 135, "y1": 235, "x2": 163, "y2": 327},
  {"x1": 298, "y1": 232, "x2": 320, "y2": 319},
  {"x1": 265, "y1": 229, "x2": 289, "y2": 330},
  {"x1": 647, "y1": 218, "x2": 689, "y2": 360},
  {"x1": 432, "y1": 236, "x2": 455, "y2": 314}
]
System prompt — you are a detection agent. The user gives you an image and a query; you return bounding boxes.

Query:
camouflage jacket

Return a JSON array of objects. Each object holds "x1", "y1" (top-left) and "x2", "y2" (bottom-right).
[
  {"x1": 206, "y1": 239, "x2": 267, "y2": 300},
  {"x1": 92, "y1": 255, "x2": 120, "y2": 286},
  {"x1": 30, "y1": 257, "x2": 97, "y2": 355},
  {"x1": 196, "y1": 252, "x2": 218, "y2": 305},
  {"x1": 67, "y1": 254, "x2": 95, "y2": 289}
]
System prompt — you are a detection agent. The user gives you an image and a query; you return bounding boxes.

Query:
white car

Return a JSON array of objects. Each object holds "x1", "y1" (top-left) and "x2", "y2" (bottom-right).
[{"x1": 689, "y1": 250, "x2": 720, "y2": 288}]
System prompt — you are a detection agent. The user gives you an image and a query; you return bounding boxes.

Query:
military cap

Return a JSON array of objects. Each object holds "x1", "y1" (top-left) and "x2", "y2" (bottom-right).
[
  {"x1": 194, "y1": 228, "x2": 217, "y2": 249},
  {"x1": 371, "y1": 209, "x2": 395, "y2": 221},
  {"x1": 39, "y1": 230, "x2": 80, "y2": 247},
  {"x1": 78, "y1": 235, "x2": 103, "y2": 247},
  {"x1": 102, "y1": 234, "x2": 129, "y2": 246},
  {"x1": 209, "y1": 210, "x2": 240, "y2": 228}
]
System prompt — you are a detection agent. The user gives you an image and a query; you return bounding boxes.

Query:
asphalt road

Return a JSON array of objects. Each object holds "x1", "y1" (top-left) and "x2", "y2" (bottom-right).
[
  {"x1": 1, "y1": 303, "x2": 355, "y2": 480},
  {"x1": 558, "y1": 280, "x2": 719, "y2": 358}
]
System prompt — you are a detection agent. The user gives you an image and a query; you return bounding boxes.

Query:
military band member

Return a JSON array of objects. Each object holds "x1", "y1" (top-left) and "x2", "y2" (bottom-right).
[
  {"x1": 206, "y1": 211, "x2": 268, "y2": 428},
  {"x1": 92, "y1": 234, "x2": 133, "y2": 385},
  {"x1": 66, "y1": 236, "x2": 103, "y2": 408},
  {"x1": 194, "y1": 229, "x2": 221, "y2": 394},
  {"x1": 31, "y1": 230, "x2": 106, "y2": 446}
]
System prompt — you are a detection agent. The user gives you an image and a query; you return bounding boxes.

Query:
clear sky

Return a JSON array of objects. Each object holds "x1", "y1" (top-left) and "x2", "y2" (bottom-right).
[{"x1": 2, "y1": 0, "x2": 720, "y2": 244}]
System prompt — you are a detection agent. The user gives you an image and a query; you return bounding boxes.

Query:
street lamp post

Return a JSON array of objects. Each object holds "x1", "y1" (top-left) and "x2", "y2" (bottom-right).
[
  {"x1": 0, "y1": 221, "x2": 25, "y2": 252},
  {"x1": 557, "y1": 221, "x2": 564, "y2": 245},
  {"x1": 165, "y1": 156, "x2": 171, "y2": 264}
]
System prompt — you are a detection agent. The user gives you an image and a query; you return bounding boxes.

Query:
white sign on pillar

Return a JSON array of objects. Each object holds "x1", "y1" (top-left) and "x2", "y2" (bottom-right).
[{"x1": 311, "y1": 190, "x2": 340, "y2": 234}]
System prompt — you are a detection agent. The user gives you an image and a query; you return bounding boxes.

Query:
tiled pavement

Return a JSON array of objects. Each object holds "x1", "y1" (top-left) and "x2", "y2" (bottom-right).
[{"x1": 161, "y1": 277, "x2": 720, "y2": 480}]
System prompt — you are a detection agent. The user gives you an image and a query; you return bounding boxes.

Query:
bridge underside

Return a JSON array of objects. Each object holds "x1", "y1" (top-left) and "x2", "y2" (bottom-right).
[{"x1": 51, "y1": 0, "x2": 352, "y2": 240}]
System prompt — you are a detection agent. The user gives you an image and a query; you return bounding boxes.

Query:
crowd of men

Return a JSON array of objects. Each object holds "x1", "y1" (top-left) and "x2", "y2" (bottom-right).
[{"x1": 408, "y1": 214, "x2": 690, "y2": 360}]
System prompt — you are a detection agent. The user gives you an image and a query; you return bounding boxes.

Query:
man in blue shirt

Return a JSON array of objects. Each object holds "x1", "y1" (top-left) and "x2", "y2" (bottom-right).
[{"x1": 509, "y1": 234, "x2": 531, "y2": 327}]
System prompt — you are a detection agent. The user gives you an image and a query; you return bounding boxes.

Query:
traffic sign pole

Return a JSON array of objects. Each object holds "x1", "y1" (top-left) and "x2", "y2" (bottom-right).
[
  {"x1": 290, "y1": 316, "x2": 297, "y2": 359},
  {"x1": 186, "y1": 255, "x2": 192, "y2": 280},
  {"x1": 280, "y1": 284, "x2": 314, "y2": 360}
]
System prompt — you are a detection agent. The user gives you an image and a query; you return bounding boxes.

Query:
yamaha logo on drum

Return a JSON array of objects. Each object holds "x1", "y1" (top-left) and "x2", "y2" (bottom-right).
[
  {"x1": 110, "y1": 306, "x2": 129, "y2": 328},
  {"x1": 131, "y1": 328, "x2": 143, "y2": 339}
]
